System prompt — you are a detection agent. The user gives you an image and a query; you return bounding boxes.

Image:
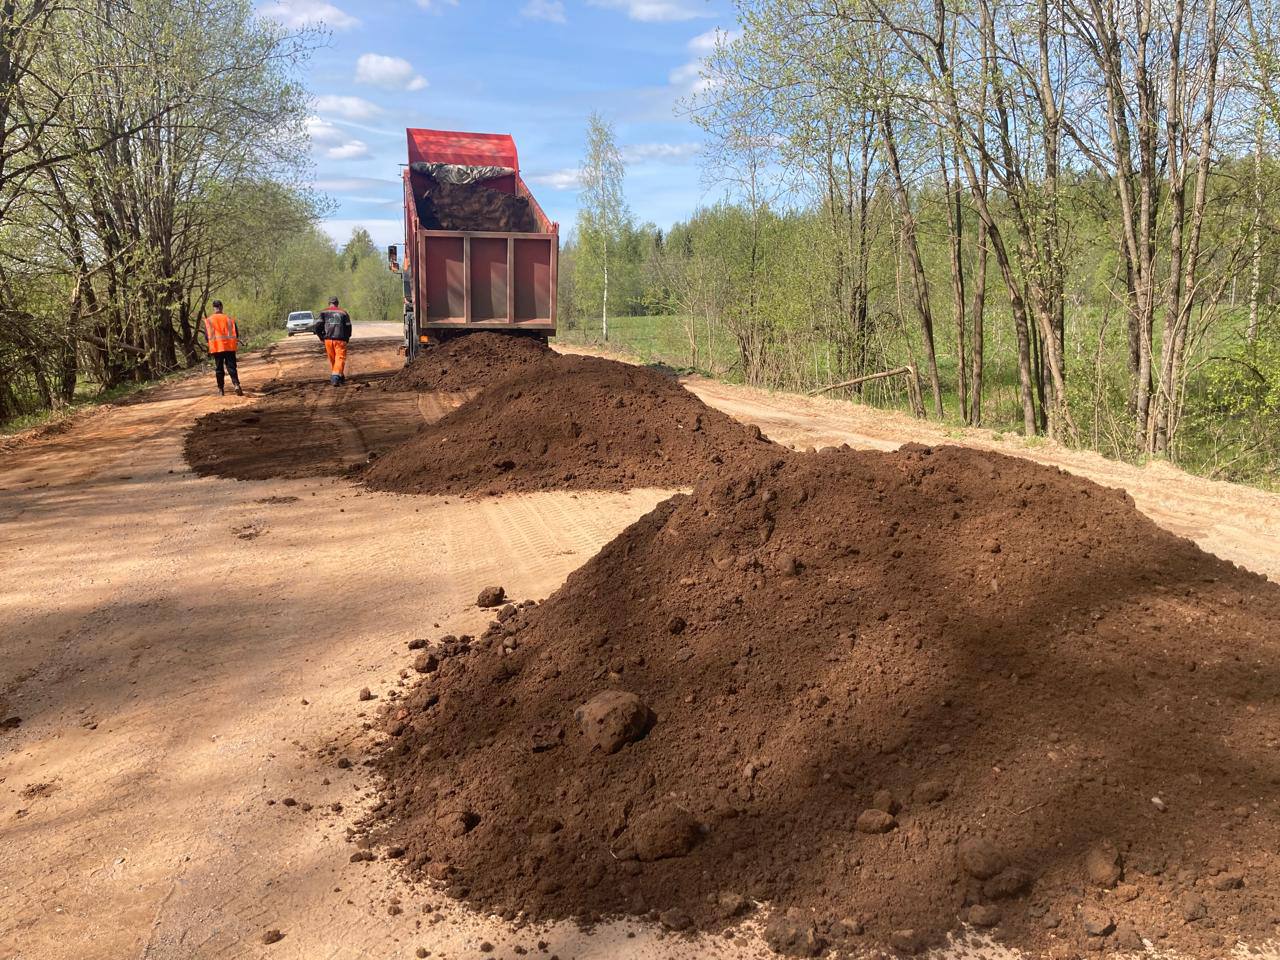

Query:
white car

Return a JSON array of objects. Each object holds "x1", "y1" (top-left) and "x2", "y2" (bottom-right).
[{"x1": 285, "y1": 310, "x2": 316, "y2": 335}]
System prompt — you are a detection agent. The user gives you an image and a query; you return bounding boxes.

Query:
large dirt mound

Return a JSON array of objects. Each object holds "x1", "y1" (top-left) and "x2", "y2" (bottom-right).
[
  {"x1": 369, "y1": 445, "x2": 1280, "y2": 956},
  {"x1": 363, "y1": 354, "x2": 774, "y2": 495},
  {"x1": 415, "y1": 176, "x2": 538, "y2": 232},
  {"x1": 379, "y1": 333, "x2": 554, "y2": 394}
]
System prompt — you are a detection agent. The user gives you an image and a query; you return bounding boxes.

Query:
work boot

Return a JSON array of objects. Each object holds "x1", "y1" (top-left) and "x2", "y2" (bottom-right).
[
  {"x1": 234, "y1": 385, "x2": 244, "y2": 396},
  {"x1": 330, "y1": 374, "x2": 340, "y2": 387},
  {"x1": 218, "y1": 386, "x2": 225, "y2": 396}
]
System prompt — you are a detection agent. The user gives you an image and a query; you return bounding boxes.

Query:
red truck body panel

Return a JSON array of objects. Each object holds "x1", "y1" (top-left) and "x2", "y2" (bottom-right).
[{"x1": 402, "y1": 128, "x2": 558, "y2": 353}]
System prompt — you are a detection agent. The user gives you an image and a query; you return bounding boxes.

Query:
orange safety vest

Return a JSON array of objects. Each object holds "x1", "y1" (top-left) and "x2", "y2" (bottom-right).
[{"x1": 204, "y1": 313, "x2": 238, "y2": 353}]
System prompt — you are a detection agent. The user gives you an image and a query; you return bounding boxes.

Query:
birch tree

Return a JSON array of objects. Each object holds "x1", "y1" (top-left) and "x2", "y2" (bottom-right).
[{"x1": 575, "y1": 112, "x2": 629, "y2": 341}]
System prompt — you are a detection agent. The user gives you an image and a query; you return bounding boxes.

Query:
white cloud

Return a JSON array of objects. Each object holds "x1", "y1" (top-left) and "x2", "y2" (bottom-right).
[
  {"x1": 687, "y1": 26, "x2": 730, "y2": 54},
  {"x1": 322, "y1": 218, "x2": 403, "y2": 249},
  {"x1": 528, "y1": 167, "x2": 581, "y2": 190},
  {"x1": 669, "y1": 27, "x2": 737, "y2": 94},
  {"x1": 522, "y1": 0, "x2": 566, "y2": 22},
  {"x1": 259, "y1": 0, "x2": 359, "y2": 29},
  {"x1": 588, "y1": 0, "x2": 704, "y2": 22},
  {"x1": 314, "y1": 95, "x2": 384, "y2": 121},
  {"x1": 306, "y1": 117, "x2": 370, "y2": 160},
  {"x1": 621, "y1": 142, "x2": 701, "y2": 162},
  {"x1": 317, "y1": 176, "x2": 401, "y2": 191},
  {"x1": 326, "y1": 140, "x2": 370, "y2": 160},
  {"x1": 355, "y1": 53, "x2": 428, "y2": 92},
  {"x1": 306, "y1": 116, "x2": 346, "y2": 147}
]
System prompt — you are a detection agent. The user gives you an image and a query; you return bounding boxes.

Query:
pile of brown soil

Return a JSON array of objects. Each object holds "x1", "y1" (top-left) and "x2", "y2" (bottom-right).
[
  {"x1": 363, "y1": 355, "x2": 773, "y2": 496},
  {"x1": 368, "y1": 445, "x2": 1280, "y2": 956},
  {"x1": 415, "y1": 176, "x2": 538, "y2": 233},
  {"x1": 378, "y1": 333, "x2": 554, "y2": 394}
]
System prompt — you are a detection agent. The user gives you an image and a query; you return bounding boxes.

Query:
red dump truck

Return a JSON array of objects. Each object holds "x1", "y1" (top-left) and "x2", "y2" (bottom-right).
[{"x1": 392, "y1": 128, "x2": 559, "y2": 360}]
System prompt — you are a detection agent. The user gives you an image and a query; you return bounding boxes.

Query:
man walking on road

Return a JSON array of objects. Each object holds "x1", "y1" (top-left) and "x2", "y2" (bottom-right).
[
  {"x1": 317, "y1": 296, "x2": 353, "y2": 386},
  {"x1": 202, "y1": 300, "x2": 243, "y2": 396}
]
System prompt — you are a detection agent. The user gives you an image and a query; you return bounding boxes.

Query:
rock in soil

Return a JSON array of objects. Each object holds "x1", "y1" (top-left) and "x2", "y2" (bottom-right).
[
  {"x1": 628, "y1": 804, "x2": 702, "y2": 861},
  {"x1": 1081, "y1": 906, "x2": 1115, "y2": 937},
  {"x1": 968, "y1": 904, "x2": 1002, "y2": 927},
  {"x1": 367, "y1": 445, "x2": 1280, "y2": 958},
  {"x1": 262, "y1": 929, "x2": 284, "y2": 944},
  {"x1": 476, "y1": 586, "x2": 505, "y2": 608},
  {"x1": 574, "y1": 690, "x2": 654, "y2": 754},
  {"x1": 1085, "y1": 842, "x2": 1123, "y2": 887},
  {"x1": 764, "y1": 911, "x2": 826, "y2": 957},
  {"x1": 958, "y1": 837, "x2": 1004, "y2": 880},
  {"x1": 855, "y1": 809, "x2": 897, "y2": 834}
]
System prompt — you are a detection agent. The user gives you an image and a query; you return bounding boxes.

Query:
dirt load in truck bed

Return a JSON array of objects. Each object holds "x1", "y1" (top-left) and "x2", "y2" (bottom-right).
[
  {"x1": 367, "y1": 444, "x2": 1280, "y2": 958},
  {"x1": 363, "y1": 354, "x2": 775, "y2": 496},
  {"x1": 378, "y1": 332, "x2": 554, "y2": 394},
  {"x1": 415, "y1": 175, "x2": 538, "y2": 233}
]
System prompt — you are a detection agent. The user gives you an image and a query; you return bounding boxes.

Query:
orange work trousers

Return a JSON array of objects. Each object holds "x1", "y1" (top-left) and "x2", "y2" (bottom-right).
[{"x1": 324, "y1": 339, "x2": 348, "y2": 377}]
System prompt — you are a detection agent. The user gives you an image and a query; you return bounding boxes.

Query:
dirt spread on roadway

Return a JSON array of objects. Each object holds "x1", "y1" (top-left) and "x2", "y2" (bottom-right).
[
  {"x1": 183, "y1": 338, "x2": 442, "y2": 481},
  {"x1": 378, "y1": 332, "x2": 554, "y2": 394},
  {"x1": 369, "y1": 444, "x2": 1280, "y2": 957},
  {"x1": 363, "y1": 353, "x2": 775, "y2": 496}
]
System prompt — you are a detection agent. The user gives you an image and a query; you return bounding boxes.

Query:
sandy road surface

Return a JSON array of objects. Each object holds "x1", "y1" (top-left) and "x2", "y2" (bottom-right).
[{"x1": 1, "y1": 331, "x2": 1277, "y2": 960}]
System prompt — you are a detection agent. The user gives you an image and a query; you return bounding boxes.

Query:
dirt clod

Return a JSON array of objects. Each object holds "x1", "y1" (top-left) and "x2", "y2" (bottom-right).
[
  {"x1": 628, "y1": 804, "x2": 702, "y2": 862},
  {"x1": 764, "y1": 911, "x2": 826, "y2": 957},
  {"x1": 855, "y1": 809, "x2": 897, "y2": 834},
  {"x1": 574, "y1": 690, "x2": 654, "y2": 755},
  {"x1": 958, "y1": 837, "x2": 1004, "y2": 880},
  {"x1": 1085, "y1": 842, "x2": 1123, "y2": 887},
  {"x1": 262, "y1": 929, "x2": 284, "y2": 944},
  {"x1": 1081, "y1": 906, "x2": 1115, "y2": 937},
  {"x1": 968, "y1": 904, "x2": 1002, "y2": 927},
  {"x1": 477, "y1": 586, "x2": 505, "y2": 608}
]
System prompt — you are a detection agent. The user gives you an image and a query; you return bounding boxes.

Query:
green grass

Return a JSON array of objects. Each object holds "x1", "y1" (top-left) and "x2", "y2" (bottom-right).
[{"x1": 556, "y1": 314, "x2": 739, "y2": 377}]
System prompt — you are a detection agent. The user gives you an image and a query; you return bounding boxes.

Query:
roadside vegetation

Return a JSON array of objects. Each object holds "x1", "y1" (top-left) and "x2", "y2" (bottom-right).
[
  {"x1": 0, "y1": 0, "x2": 399, "y2": 428},
  {"x1": 560, "y1": 0, "x2": 1280, "y2": 488}
]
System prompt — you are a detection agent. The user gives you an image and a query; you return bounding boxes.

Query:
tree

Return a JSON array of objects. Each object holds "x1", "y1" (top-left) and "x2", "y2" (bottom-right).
[
  {"x1": 575, "y1": 111, "x2": 629, "y2": 341},
  {"x1": 341, "y1": 228, "x2": 378, "y2": 273}
]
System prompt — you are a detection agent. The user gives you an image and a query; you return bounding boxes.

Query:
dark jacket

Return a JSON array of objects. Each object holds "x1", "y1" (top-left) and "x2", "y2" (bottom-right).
[{"x1": 316, "y1": 308, "x2": 352, "y2": 341}]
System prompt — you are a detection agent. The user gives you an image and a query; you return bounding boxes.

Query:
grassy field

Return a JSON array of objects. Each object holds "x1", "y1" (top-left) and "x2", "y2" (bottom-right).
[{"x1": 556, "y1": 314, "x2": 739, "y2": 376}]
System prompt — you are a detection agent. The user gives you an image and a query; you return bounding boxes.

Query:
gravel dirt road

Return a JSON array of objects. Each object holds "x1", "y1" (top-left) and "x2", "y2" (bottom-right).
[{"x1": 2, "y1": 330, "x2": 1277, "y2": 960}]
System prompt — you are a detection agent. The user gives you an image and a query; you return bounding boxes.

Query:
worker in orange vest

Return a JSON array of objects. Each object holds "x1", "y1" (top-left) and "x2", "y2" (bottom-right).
[
  {"x1": 316, "y1": 296, "x2": 353, "y2": 386},
  {"x1": 202, "y1": 300, "x2": 243, "y2": 396}
]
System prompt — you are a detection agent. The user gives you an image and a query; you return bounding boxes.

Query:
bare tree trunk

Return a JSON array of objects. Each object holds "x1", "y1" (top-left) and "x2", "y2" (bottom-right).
[
  {"x1": 969, "y1": 215, "x2": 988, "y2": 425},
  {"x1": 880, "y1": 111, "x2": 944, "y2": 419},
  {"x1": 941, "y1": 137, "x2": 967, "y2": 418},
  {"x1": 1249, "y1": 114, "x2": 1262, "y2": 344}
]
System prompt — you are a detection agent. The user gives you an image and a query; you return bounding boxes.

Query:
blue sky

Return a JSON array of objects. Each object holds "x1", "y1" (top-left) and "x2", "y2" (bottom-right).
[{"x1": 258, "y1": 0, "x2": 734, "y2": 250}]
